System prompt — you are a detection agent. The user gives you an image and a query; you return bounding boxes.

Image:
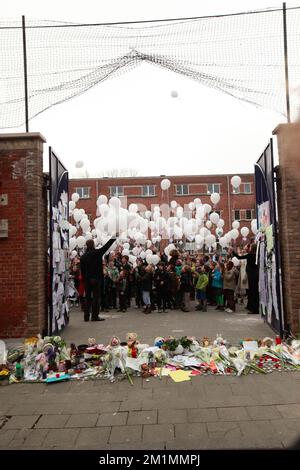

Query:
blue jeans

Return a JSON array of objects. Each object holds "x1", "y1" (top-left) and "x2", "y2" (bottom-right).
[{"x1": 142, "y1": 290, "x2": 151, "y2": 306}]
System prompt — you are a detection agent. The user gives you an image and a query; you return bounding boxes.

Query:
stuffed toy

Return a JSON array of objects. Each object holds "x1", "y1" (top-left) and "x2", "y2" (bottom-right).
[{"x1": 126, "y1": 332, "x2": 139, "y2": 358}]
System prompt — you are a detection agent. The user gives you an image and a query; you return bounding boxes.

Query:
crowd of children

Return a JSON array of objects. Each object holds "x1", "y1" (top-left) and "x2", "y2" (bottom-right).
[{"x1": 71, "y1": 246, "x2": 251, "y2": 315}]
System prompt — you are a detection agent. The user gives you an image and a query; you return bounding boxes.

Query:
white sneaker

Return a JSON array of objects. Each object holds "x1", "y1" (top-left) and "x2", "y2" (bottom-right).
[{"x1": 226, "y1": 308, "x2": 233, "y2": 313}]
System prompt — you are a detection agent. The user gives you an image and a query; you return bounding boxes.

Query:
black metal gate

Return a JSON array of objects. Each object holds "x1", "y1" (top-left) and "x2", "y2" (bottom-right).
[
  {"x1": 48, "y1": 147, "x2": 70, "y2": 335},
  {"x1": 255, "y1": 139, "x2": 284, "y2": 336}
]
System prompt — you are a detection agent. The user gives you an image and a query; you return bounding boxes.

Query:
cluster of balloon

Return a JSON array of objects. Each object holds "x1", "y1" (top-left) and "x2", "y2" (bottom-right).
[{"x1": 67, "y1": 173, "x2": 257, "y2": 266}]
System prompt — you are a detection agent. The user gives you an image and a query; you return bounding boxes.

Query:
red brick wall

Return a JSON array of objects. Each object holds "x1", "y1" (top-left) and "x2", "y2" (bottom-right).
[
  {"x1": 70, "y1": 173, "x2": 255, "y2": 237},
  {"x1": 274, "y1": 123, "x2": 300, "y2": 335},
  {"x1": 0, "y1": 133, "x2": 47, "y2": 338}
]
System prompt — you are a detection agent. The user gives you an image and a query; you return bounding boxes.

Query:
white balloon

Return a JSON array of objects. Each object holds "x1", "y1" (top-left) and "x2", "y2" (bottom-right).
[
  {"x1": 129, "y1": 203, "x2": 138, "y2": 213},
  {"x1": 231, "y1": 175, "x2": 242, "y2": 188},
  {"x1": 97, "y1": 194, "x2": 108, "y2": 206},
  {"x1": 232, "y1": 257, "x2": 240, "y2": 267},
  {"x1": 170, "y1": 200, "x2": 177, "y2": 209},
  {"x1": 176, "y1": 207, "x2": 183, "y2": 218},
  {"x1": 216, "y1": 227, "x2": 223, "y2": 237},
  {"x1": 203, "y1": 203, "x2": 212, "y2": 214},
  {"x1": 109, "y1": 197, "x2": 121, "y2": 209},
  {"x1": 171, "y1": 90, "x2": 178, "y2": 98},
  {"x1": 194, "y1": 198, "x2": 201, "y2": 205},
  {"x1": 195, "y1": 234, "x2": 204, "y2": 245},
  {"x1": 145, "y1": 249, "x2": 153, "y2": 256},
  {"x1": 79, "y1": 208, "x2": 85, "y2": 215},
  {"x1": 156, "y1": 235, "x2": 161, "y2": 242},
  {"x1": 217, "y1": 218, "x2": 225, "y2": 228},
  {"x1": 71, "y1": 193, "x2": 80, "y2": 203},
  {"x1": 210, "y1": 192, "x2": 220, "y2": 205},
  {"x1": 122, "y1": 249, "x2": 130, "y2": 257},
  {"x1": 196, "y1": 206, "x2": 205, "y2": 220},
  {"x1": 145, "y1": 210, "x2": 152, "y2": 219},
  {"x1": 161, "y1": 179, "x2": 171, "y2": 191},
  {"x1": 205, "y1": 234, "x2": 216, "y2": 246},
  {"x1": 232, "y1": 220, "x2": 240, "y2": 230},
  {"x1": 75, "y1": 160, "x2": 84, "y2": 168},
  {"x1": 129, "y1": 255, "x2": 137, "y2": 264},
  {"x1": 69, "y1": 200, "x2": 76, "y2": 210},
  {"x1": 219, "y1": 236, "x2": 228, "y2": 248},
  {"x1": 70, "y1": 250, "x2": 77, "y2": 259},
  {"x1": 151, "y1": 254, "x2": 160, "y2": 265},
  {"x1": 140, "y1": 251, "x2": 146, "y2": 259},
  {"x1": 73, "y1": 208, "x2": 82, "y2": 223},
  {"x1": 91, "y1": 229, "x2": 97, "y2": 237},
  {"x1": 206, "y1": 220, "x2": 212, "y2": 229},
  {"x1": 241, "y1": 227, "x2": 250, "y2": 237},
  {"x1": 123, "y1": 242, "x2": 130, "y2": 250},
  {"x1": 69, "y1": 225, "x2": 76, "y2": 237},
  {"x1": 80, "y1": 218, "x2": 90, "y2": 230},
  {"x1": 85, "y1": 232, "x2": 92, "y2": 241},
  {"x1": 153, "y1": 206, "x2": 160, "y2": 213},
  {"x1": 146, "y1": 254, "x2": 153, "y2": 265},
  {"x1": 209, "y1": 212, "x2": 220, "y2": 225},
  {"x1": 174, "y1": 226, "x2": 183, "y2": 239},
  {"x1": 231, "y1": 229, "x2": 239, "y2": 240},
  {"x1": 77, "y1": 236, "x2": 86, "y2": 249},
  {"x1": 69, "y1": 237, "x2": 77, "y2": 251},
  {"x1": 200, "y1": 227, "x2": 209, "y2": 238},
  {"x1": 188, "y1": 202, "x2": 195, "y2": 211}
]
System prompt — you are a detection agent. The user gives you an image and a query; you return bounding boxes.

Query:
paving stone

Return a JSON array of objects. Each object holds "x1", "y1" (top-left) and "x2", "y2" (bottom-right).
[
  {"x1": 0, "y1": 403, "x2": 15, "y2": 415},
  {"x1": 35, "y1": 414, "x2": 70, "y2": 429},
  {"x1": 153, "y1": 388, "x2": 179, "y2": 400},
  {"x1": 3, "y1": 415, "x2": 39, "y2": 429},
  {"x1": 6, "y1": 404, "x2": 39, "y2": 416},
  {"x1": 97, "y1": 402, "x2": 121, "y2": 413},
  {"x1": 44, "y1": 428, "x2": 80, "y2": 447},
  {"x1": 34, "y1": 404, "x2": 66, "y2": 415},
  {"x1": 75, "y1": 427, "x2": 111, "y2": 447},
  {"x1": 96, "y1": 412, "x2": 128, "y2": 427},
  {"x1": 271, "y1": 417, "x2": 300, "y2": 447},
  {"x1": 108, "y1": 441, "x2": 165, "y2": 450},
  {"x1": 217, "y1": 407, "x2": 250, "y2": 421},
  {"x1": 65, "y1": 413, "x2": 99, "y2": 428},
  {"x1": 143, "y1": 424, "x2": 174, "y2": 443},
  {"x1": 142, "y1": 398, "x2": 198, "y2": 410},
  {"x1": 203, "y1": 384, "x2": 233, "y2": 399},
  {"x1": 175, "y1": 423, "x2": 208, "y2": 440},
  {"x1": 246, "y1": 405, "x2": 282, "y2": 420},
  {"x1": 0, "y1": 429, "x2": 18, "y2": 446},
  {"x1": 127, "y1": 410, "x2": 157, "y2": 425},
  {"x1": 44, "y1": 382, "x2": 72, "y2": 393},
  {"x1": 188, "y1": 408, "x2": 218, "y2": 423},
  {"x1": 119, "y1": 400, "x2": 143, "y2": 412},
  {"x1": 158, "y1": 409, "x2": 188, "y2": 424},
  {"x1": 207, "y1": 421, "x2": 241, "y2": 434},
  {"x1": 22, "y1": 429, "x2": 49, "y2": 448},
  {"x1": 239, "y1": 420, "x2": 280, "y2": 439},
  {"x1": 276, "y1": 404, "x2": 300, "y2": 418},
  {"x1": 109, "y1": 425, "x2": 142, "y2": 444},
  {"x1": 62, "y1": 402, "x2": 102, "y2": 414}
]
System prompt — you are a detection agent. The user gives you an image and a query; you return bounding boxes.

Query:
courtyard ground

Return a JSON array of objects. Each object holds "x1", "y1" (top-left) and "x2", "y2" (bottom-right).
[{"x1": 1, "y1": 303, "x2": 300, "y2": 450}]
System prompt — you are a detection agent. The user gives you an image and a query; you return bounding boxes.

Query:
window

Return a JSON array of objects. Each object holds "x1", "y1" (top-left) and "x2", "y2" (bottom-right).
[
  {"x1": 176, "y1": 184, "x2": 189, "y2": 195},
  {"x1": 142, "y1": 185, "x2": 155, "y2": 197},
  {"x1": 110, "y1": 186, "x2": 124, "y2": 197},
  {"x1": 75, "y1": 187, "x2": 90, "y2": 199},
  {"x1": 207, "y1": 183, "x2": 220, "y2": 194},
  {"x1": 245, "y1": 209, "x2": 253, "y2": 220},
  {"x1": 244, "y1": 183, "x2": 252, "y2": 193},
  {"x1": 232, "y1": 183, "x2": 252, "y2": 194},
  {"x1": 234, "y1": 210, "x2": 241, "y2": 220}
]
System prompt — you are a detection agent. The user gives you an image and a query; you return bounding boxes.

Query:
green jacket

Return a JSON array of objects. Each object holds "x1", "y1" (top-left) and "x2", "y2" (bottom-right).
[{"x1": 195, "y1": 272, "x2": 209, "y2": 291}]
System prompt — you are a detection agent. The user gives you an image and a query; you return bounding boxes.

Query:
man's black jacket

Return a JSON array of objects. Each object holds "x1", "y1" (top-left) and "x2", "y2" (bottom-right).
[{"x1": 80, "y1": 238, "x2": 116, "y2": 281}]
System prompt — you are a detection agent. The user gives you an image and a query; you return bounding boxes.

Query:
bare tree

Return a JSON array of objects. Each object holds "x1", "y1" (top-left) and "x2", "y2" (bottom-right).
[{"x1": 98, "y1": 168, "x2": 139, "y2": 177}]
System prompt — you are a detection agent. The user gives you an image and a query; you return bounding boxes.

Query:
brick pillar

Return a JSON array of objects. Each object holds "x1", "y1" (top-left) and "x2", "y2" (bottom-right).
[
  {"x1": 273, "y1": 123, "x2": 300, "y2": 335},
  {"x1": 0, "y1": 133, "x2": 47, "y2": 338}
]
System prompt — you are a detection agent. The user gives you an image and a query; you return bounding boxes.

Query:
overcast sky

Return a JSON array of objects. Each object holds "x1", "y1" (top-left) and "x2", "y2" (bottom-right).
[{"x1": 3, "y1": 0, "x2": 296, "y2": 177}]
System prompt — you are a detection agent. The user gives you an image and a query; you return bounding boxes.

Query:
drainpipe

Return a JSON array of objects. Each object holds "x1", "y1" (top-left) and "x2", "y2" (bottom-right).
[{"x1": 227, "y1": 175, "x2": 231, "y2": 231}]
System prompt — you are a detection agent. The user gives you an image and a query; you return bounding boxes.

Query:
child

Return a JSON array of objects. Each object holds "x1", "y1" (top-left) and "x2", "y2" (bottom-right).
[
  {"x1": 194, "y1": 265, "x2": 209, "y2": 311},
  {"x1": 223, "y1": 261, "x2": 238, "y2": 313},
  {"x1": 117, "y1": 270, "x2": 127, "y2": 312},
  {"x1": 180, "y1": 265, "x2": 193, "y2": 312},
  {"x1": 212, "y1": 262, "x2": 224, "y2": 310},
  {"x1": 154, "y1": 262, "x2": 169, "y2": 313},
  {"x1": 141, "y1": 265, "x2": 153, "y2": 314},
  {"x1": 107, "y1": 259, "x2": 119, "y2": 309}
]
